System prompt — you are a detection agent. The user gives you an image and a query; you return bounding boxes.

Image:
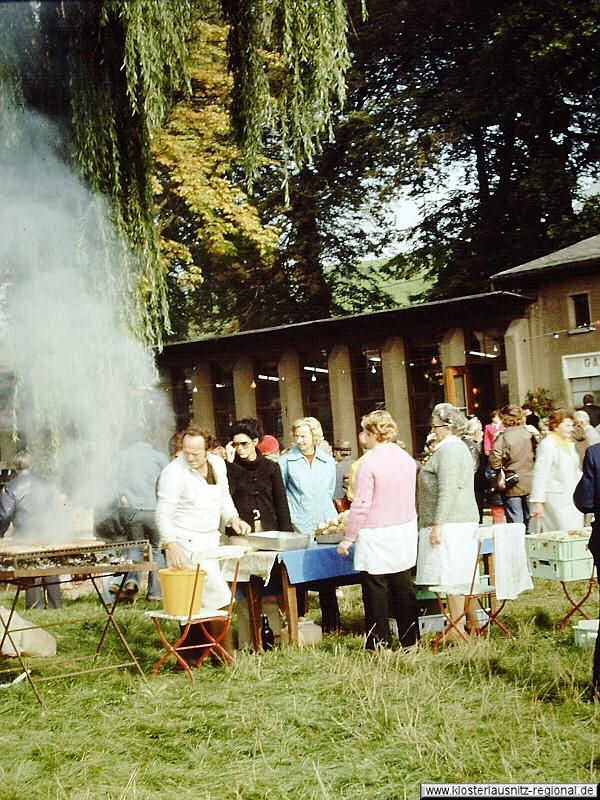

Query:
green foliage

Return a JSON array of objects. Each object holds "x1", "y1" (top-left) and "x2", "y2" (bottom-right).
[
  {"x1": 67, "y1": 0, "x2": 191, "y2": 347},
  {"x1": 152, "y1": 18, "x2": 280, "y2": 339},
  {"x1": 0, "y1": 1, "x2": 191, "y2": 348},
  {"x1": 524, "y1": 388, "x2": 554, "y2": 418},
  {"x1": 222, "y1": 0, "x2": 351, "y2": 192},
  {"x1": 2, "y1": 1, "x2": 357, "y2": 344}
]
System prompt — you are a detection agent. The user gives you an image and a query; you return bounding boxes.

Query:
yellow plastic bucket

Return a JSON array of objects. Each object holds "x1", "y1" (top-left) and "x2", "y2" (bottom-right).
[{"x1": 158, "y1": 568, "x2": 207, "y2": 616}]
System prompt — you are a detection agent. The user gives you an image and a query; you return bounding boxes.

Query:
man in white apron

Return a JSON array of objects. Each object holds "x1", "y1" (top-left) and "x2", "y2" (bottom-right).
[{"x1": 155, "y1": 427, "x2": 251, "y2": 609}]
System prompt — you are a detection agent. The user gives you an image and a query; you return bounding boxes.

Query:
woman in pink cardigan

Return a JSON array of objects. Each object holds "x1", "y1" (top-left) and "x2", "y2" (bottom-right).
[{"x1": 338, "y1": 410, "x2": 419, "y2": 649}]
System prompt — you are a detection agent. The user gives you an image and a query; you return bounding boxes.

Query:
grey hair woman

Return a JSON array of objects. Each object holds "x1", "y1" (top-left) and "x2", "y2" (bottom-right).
[
  {"x1": 415, "y1": 403, "x2": 481, "y2": 642},
  {"x1": 431, "y1": 403, "x2": 469, "y2": 436}
]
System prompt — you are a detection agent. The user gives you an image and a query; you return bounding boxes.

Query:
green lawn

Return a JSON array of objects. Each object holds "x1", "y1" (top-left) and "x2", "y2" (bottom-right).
[{"x1": 0, "y1": 581, "x2": 598, "y2": 799}]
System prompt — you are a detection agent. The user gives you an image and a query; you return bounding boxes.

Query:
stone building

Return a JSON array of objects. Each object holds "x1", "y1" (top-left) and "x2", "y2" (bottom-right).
[
  {"x1": 158, "y1": 234, "x2": 600, "y2": 455},
  {"x1": 158, "y1": 291, "x2": 529, "y2": 456},
  {"x1": 492, "y1": 234, "x2": 600, "y2": 408}
]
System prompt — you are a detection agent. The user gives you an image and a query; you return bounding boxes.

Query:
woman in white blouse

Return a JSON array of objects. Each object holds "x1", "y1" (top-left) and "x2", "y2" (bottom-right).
[{"x1": 530, "y1": 409, "x2": 583, "y2": 531}]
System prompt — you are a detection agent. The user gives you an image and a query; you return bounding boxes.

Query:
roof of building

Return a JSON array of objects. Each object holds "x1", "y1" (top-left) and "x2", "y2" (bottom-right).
[
  {"x1": 161, "y1": 290, "x2": 533, "y2": 363},
  {"x1": 491, "y1": 234, "x2": 600, "y2": 282}
]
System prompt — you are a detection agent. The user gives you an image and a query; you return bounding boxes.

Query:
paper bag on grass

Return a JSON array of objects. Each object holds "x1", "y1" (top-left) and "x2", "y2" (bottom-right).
[{"x1": 0, "y1": 606, "x2": 57, "y2": 658}]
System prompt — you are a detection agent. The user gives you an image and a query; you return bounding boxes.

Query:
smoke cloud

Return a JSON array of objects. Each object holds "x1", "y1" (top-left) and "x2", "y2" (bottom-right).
[{"x1": 0, "y1": 95, "x2": 173, "y2": 535}]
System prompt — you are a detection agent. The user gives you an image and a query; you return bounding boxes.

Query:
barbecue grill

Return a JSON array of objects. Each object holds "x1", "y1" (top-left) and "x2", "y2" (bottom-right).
[
  {"x1": 0, "y1": 538, "x2": 152, "y2": 578},
  {"x1": 0, "y1": 537, "x2": 156, "y2": 705}
]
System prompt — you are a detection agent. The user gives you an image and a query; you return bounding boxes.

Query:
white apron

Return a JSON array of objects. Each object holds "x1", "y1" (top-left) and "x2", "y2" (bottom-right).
[
  {"x1": 415, "y1": 522, "x2": 479, "y2": 589},
  {"x1": 353, "y1": 518, "x2": 418, "y2": 575}
]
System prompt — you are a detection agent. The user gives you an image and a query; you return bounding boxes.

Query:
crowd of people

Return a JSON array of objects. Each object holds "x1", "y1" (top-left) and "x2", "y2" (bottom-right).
[{"x1": 1, "y1": 396, "x2": 599, "y2": 689}]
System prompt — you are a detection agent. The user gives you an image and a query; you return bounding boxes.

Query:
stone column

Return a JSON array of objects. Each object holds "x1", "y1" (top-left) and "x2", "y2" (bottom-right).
[
  {"x1": 278, "y1": 349, "x2": 304, "y2": 447},
  {"x1": 504, "y1": 317, "x2": 533, "y2": 406},
  {"x1": 233, "y1": 356, "x2": 258, "y2": 419},
  {"x1": 381, "y1": 337, "x2": 413, "y2": 455},
  {"x1": 327, "y1": 345, "x2": 358, "y2": 455},
  {"x1": 440, "y1": 328, "x2": 466, "y2": 367},
  {"x1": 190, "y1": 362, "x2": 216, "y2": 432}
]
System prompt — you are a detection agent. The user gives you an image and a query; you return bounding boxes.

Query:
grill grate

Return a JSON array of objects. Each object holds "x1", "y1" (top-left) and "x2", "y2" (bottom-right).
[{"x1": 0, "y1": 539, "x2": 152, "y2": 577}]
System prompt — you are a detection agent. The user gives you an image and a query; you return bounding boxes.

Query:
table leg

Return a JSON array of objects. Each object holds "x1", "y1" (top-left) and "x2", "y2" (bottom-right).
[
  {"x1": 246, "y1": 576, "x2": 263, "y2": 651},
  {"x1": 475, "y1": 597, "x2": 514, "y2": 639},
  {"x1": 0, "y1": 583, "x2": 44, "y2": 706},
  {"x1": 89, "y1": 575, "x2": 146, "y2": 679},
  {"x1": 280, "y1": 564, "x2": 299, "y2": 646},
  {"x1": 431, "y1": 592, "x2": 469, "y2": 651},
  {"x1": 482, "y1": 552, "x2": 497, "y2": 615}
]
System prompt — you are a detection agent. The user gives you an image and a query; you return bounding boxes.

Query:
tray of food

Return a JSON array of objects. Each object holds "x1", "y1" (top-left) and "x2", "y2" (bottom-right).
[
  {"x1": 246, "y1": 531, "x2": 311, "y2": 551},
  {"x1": 315, "y1": 519, "x2": 346, "y2": 545}
]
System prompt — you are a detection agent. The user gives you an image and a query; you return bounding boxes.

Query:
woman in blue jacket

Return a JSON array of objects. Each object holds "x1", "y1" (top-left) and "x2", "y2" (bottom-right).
[
  {"x1": 278, "y1": 417, "x2": 337, "y2": 534},
  {"x1": 278, "y1": 417, "x2": 338, "y2": 628}
]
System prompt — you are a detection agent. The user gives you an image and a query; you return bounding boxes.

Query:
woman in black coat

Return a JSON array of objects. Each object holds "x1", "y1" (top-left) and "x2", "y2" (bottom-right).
[{"x1": 226, "y1": 419, "x2": 293, "y2": 533}]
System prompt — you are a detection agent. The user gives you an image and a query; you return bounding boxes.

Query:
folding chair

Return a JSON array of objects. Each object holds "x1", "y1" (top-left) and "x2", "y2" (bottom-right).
[
  {"x1": 429, "y1": 536, "x2": 514, "y2": 650},
  {"x1": 145, "y1": 546, "x2": 243, "y2": 684}
]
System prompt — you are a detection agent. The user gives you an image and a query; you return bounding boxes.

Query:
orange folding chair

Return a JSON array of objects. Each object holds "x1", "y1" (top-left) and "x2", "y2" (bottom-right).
[
  {"x1": 145, "y1": 547, "x2": 243, "y2": 683},
  {"x1": 429, "y1": 538, "x2": 514, "y2": 650}
]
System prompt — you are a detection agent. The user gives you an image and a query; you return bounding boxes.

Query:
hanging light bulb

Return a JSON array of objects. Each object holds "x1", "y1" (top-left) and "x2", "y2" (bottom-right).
[
  {"x1": 250, "y1": 379, "x2": 257, "y2": 389},
  {"x1": 311, "y1": 374, "x2": 317, "y2": 383},
  {"x1": 371, "y1": 364, "x2": 376, "y2": 374},
  {"x1": 192, "y1": 386, "x2": 198, "y2": 393},
  {"x1": 430, "y1": 356, "x2": 438, "y2": 366},
  {"x1": 493, "y1": 343, "x2": 499, "y2": 353},
  {"x1": 409, "y1": 362, "x2": 415, "y2": 367},
  {"x1": 553, "y1": 332, "x2": 560, "y2": 340}
]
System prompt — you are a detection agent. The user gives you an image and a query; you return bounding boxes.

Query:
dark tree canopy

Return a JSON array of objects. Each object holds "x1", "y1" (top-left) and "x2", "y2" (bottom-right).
[{"x1": 373, "y1": 0, "x2": 600, "y2": 297}]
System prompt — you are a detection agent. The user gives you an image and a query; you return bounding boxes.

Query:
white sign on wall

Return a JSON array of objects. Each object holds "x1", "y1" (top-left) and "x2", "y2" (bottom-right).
[{"x1": 562, "y1": 351, "x2": 600, "y2": 380}]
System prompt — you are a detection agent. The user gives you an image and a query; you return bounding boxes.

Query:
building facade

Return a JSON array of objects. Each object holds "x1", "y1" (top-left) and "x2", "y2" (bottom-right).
[
  {"x1": 158, "y1": 292, "x2": 530, "y2": 455},
  {"x1": 159, "y1": 235, "x2": 600, "y2": 456},
  {"x1": 492, "y1": 234, "x2": 600, "y2": 409}
]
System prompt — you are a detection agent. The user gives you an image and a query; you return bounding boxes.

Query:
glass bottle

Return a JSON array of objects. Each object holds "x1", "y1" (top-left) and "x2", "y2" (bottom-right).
[{"x1": 261, "y1": 613, "x2": 274, "y2": 651}]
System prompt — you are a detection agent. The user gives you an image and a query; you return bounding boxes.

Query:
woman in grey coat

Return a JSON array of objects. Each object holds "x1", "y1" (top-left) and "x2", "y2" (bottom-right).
[{"x1": 416, "y1": 403, "x2": 481, "y2": 640}]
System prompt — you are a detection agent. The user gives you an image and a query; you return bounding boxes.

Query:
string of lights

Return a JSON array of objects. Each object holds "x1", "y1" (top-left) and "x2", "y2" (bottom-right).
[
  {"x1": 171, "y1": 355, "x2": 450, "y2": 394},
  {"x1": 521, "y1": 320, "x2": 600, "y2": 342}
]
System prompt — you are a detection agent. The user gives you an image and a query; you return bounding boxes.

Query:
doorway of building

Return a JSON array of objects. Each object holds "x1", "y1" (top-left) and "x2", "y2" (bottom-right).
[{"x1": 444, "y1": 363, "x2": 501, "y2": 422}]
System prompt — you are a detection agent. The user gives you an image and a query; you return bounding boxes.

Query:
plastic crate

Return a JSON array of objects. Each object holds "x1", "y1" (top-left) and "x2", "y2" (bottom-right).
[
  {"x1": 528, "y1": 556, "x2": 594, "y2": 581},
  {"x1": 390, "y1": 610, "x2": 488, "y2": 638},
  {"x1": 573, "y1": 619, "x2": 599, "y2": 648},
  {"x1": 525, "y1": 532, "x2": 591, "y2": 561}
]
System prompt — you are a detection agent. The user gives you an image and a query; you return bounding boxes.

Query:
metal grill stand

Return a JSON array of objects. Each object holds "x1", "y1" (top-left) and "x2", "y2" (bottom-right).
[{"x1": 0, "y1": 539, "x2": 156, "y2": 705}]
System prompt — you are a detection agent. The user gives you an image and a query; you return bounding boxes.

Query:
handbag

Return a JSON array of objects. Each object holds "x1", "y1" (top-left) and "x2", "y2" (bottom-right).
[
  {"x1": 489, "y1": 468, "x2": 519, "y2": 494},
  {"x1": 490, "y1": 468, "x2": 506, "y2": 493}
]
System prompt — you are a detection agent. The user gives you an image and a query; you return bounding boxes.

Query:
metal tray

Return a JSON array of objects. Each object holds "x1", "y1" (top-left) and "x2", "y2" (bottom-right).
[
  {"x1": 246, "y1": 531, "x2": 311, "y2": 551},
  {"x1": 315, "y1": 532, "x2": 344, "y2": 544}
]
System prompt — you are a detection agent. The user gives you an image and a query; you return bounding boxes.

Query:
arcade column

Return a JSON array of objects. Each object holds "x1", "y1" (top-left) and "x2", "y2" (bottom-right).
[
  {"x1": 278, "y1": 349, "x2": 304, "y2": 447},
  {"x1": 381, "y1": 337, "x2": 413, "y2": 455},
  {"x1": 190, "y1": 362, "x2": 216, "y2": 432},
  {"x1": 233, "y1": 356, "x2": 258, "y2": 420},
  {"x1": 327, "y1": 344, "x2": 358, "y2": 456}
]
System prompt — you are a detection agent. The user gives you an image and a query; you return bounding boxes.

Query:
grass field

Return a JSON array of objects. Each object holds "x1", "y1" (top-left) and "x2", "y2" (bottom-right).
[{"x1": 0, "y1": 580, "x2": 598, "y2": 800}]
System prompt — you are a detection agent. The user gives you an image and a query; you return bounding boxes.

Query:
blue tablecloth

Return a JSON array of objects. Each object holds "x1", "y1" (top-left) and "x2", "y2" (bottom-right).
[
  {"x1": 278, "y1": 543, "x2": 357, "y2": 585},
  {"x1": 276, "y1": 528, "x2": 494, "y2": 587}
]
